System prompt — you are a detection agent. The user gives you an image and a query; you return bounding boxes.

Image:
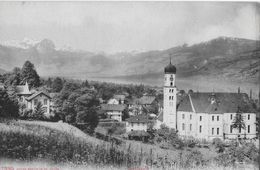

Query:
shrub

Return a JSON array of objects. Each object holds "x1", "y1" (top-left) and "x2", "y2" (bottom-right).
[
  {"x1": 178, "y1": 150, "x2": 204, "y2": 168},
  {"x1": 212, "y1": 138, "x2": 225, "y2": 153},
  {"x1": 216, "y1": 142, "x2": 259, "y2": 166}
]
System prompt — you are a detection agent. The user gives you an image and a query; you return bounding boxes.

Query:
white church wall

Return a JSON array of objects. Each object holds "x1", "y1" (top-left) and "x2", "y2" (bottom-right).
[
  {"x1": 177, "y1": 111, "x2": 197, "y2": 138},
  {"x1": 208, "y1": 114, "x2": 223, "y2": 140},
  {"x1": 223, "y1": 113, "x2": 257, "y2": 139}
]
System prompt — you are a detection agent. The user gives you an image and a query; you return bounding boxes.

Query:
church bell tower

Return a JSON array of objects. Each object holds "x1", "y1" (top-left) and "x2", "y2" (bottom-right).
[{"x1": 163, "y1": 59, "x2": 177, "y2": 129}]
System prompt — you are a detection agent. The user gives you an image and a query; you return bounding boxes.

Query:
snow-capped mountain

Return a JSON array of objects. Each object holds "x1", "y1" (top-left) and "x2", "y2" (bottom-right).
[{"x1": 0, "y1": 38, "x2": 40, "y2": 49}]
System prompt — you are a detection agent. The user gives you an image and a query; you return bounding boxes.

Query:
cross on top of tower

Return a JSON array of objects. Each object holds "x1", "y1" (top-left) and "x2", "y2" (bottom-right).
[{"x1": 164, "y1": 55, "x2": 176, "y2": 74}]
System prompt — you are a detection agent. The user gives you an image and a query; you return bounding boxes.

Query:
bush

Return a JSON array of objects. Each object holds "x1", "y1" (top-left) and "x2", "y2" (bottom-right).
[
  {"x1": 212, "y1": 138, "x2": 225, "y2": 153},
  {"x1": 179, "y1": 150, "x2": 205, "y2": 168},
  {"x1": 216, "y1": 142, "x2": 259, "y2": 166}
]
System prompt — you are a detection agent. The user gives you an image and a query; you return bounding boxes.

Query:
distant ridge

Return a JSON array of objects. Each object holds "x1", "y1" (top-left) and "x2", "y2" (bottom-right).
[{"x1": 0, "y1": 36, "x2": 259, "y2": 84}]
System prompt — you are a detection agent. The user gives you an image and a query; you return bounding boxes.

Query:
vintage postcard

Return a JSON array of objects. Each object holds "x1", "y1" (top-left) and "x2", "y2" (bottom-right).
[{"x1": 0, "y1": 1, "x2": 259, "y2": 170}]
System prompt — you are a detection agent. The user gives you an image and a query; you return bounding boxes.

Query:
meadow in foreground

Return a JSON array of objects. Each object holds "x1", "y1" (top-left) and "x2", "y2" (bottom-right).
[{"x1": 0, "y1": 120, "x2": 258, "y2": 170}]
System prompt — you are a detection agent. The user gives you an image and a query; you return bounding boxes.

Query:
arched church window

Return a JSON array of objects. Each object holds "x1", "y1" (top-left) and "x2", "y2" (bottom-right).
[{"x1": 170, "y1": 82, "x2": 173, "y2": 86}]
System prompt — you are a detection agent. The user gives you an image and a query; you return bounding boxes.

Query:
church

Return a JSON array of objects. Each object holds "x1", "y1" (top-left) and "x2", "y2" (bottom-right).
[{"x1": 158, "y1": 61, "x2": 257, "y2": 141}]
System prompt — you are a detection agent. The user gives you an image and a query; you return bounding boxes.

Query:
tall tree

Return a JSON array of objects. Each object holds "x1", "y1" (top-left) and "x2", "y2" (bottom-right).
[
  {"x1": 0, "y1": 88, "x2": 19, "y2": 118},
  {"x1": 52, "y1": 77, "x2": 63, "y2": 92},
  {"x1": 32, "y1": 102, "x2": 45, "y2": 120},
  {"x1": 76, "y1": 107, "x2": 99, "y2": 134},
  {"x1": 232, "y1": 107, "x2": 246, "y2": 133},
  {"x1": 21, "y1": 61, "x2": 40, "y2": 88},
  {"x1": 81, "y1": 79, "x2": 90, "y2": 88},
  {"x1": 46, "y1": 77, "x2": 53, "y2": 88}
]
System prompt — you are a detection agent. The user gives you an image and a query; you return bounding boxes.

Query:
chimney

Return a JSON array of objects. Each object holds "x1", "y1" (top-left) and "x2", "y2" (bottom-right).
[{"x1": 238, "y1": 87, "x2": 240, "y2": 94}]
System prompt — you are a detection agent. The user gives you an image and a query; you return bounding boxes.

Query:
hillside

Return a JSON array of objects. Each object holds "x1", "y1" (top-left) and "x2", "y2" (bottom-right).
[
  {"x1": 108, "y1": 37, "x2": 259, "y2": 82},
  {"x1": 0, "y1": 119, "x2": 216, "y2": 169},
  {"x1": 0, "y1": 37, "x2": 259, "y2": 93}
]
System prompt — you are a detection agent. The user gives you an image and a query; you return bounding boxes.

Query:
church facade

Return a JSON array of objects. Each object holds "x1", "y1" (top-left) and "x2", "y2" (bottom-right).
[{"x1": 161, "y1": 61, "x2": 257, "y2": 141}]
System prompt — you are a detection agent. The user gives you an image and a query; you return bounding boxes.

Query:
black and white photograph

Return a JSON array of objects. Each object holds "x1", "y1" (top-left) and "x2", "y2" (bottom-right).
[{"x1": 0, "y1": 1, "x2": 259, "y2": 170}]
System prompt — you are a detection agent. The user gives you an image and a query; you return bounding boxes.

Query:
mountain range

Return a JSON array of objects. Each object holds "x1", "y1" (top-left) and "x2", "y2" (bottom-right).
[{"x1": 0, "y1": 36, "x2": 259, "y2": 96}]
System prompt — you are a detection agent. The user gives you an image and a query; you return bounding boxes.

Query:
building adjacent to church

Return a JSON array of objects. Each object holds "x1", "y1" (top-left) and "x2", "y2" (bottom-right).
[{"x1": 159, "y1": 61, "x2": 257, "y2": 141}]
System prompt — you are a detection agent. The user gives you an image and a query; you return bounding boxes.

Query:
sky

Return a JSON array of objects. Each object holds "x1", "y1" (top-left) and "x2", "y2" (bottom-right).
[{"x1": 0, "y1": 2, "x2": 259, "y2": 53}]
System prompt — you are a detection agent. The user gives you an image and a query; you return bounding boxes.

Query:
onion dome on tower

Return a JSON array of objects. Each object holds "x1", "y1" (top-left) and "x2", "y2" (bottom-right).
[{"x1": 164, "y1": 58, "x2": 176, "y2": 74}]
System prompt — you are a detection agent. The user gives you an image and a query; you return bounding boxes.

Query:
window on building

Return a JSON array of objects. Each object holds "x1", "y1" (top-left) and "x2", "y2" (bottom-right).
[
  {"x1": 182, "y1": 114, "x2": 185, "y2": 119},
  {"x1": 190, "y1": 114, "x2": 192, "y2": 120},
  {"x1": 239, "y1": 127, "x2": 241, "y2": 133},
  {"x1": 170, "y1": 82, "x2": 173, "y2": 86},
  {"x1": 44, "y1": 99, "x2": 47, "y2": 105},
  {"x1": 248, "y1": 114, "x2": 250, "y2": 120},
  {"x1": 230, "y1": 114, "x2": 232, "y2": 120},
  {"x1": 217, "y1": 116, "x2": 219, "y2": 121},
  {"x1": 217, "y1": 128, "x2": 219, "y2": 135},
  {"x1": 212, "y1": 116, "x2": 214, "y2": 121},
  {"x1": 199, "y1": 126, "x2": 202, "y2": 133},
  {"x1": 212, "y1": 128, "x2": 214, "y2": 135},
  {"x1": 248, "y1": 125, "x2": 250, "y2": 133},
  {"x1": 182, "y1": 123, "x2": 185, "y2": 130},
  {"x1": 200, "y1": 116, "x2": 202, "y2": 121},
  {"x1": 230, "y1": 125, "x2": 233, "y2": 133},
  {"x1": 190, "y1": 124, "x2": 192, "y2": 131},
  {"x1": 169, "y1": 96, "x2": 171, "y2": 100}
]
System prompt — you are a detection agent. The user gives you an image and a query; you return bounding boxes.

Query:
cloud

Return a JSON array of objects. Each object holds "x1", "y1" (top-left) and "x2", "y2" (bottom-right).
[{"x1": 0, "y1": 2, "x2": 259, "y2": 53}]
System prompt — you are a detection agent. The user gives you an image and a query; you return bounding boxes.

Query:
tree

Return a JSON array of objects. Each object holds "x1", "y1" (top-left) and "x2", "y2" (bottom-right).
[
  {"x1": 21, "y1": 61, "x2": 40, "y2": 88},
  {"x1": 81, "y1": 80, "x2": 90, "y2": 88},
  {"x1": 32, "y1": 102, "x2": 45, "y2": 120},
  {"x1": 60, "y1": 82, "x2": 80, "y2": 100},
  {"x1": 76, "y1": 107, "x2": 99, "y2": 134},
  {"x1": 52, "y1": 77, "x2": 63, "y2": 92},
  {"x1": 232, "y1": 107, "x2": 246, "y2": 133},
  {"x1": 0, "y1": 88, "x2": 19, "y2": 118},
  {"x1": 46, "y1": 77, "x2": 52, "y2": 88},
  {"x1": 122, "y1": 107, "x2": 130, "y2": 121},
  {"x1": 3, "y1": 67, "x2": 22, "y2": 86}
]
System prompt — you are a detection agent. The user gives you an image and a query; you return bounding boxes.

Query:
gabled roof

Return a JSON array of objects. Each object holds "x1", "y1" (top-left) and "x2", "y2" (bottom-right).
[
  {"x1": 101, "y1": 104, "x2": 126, "y2": 111},
  {"x1": 177, "y1": 94, "x2": 193, "y2": 112},
  {"x1": 138, "y1": 96, "x2": 156, "y2": 105},
  {"x1": 178, "y1": 92, "x2": 257, "y2": 113},
  {"x1": 125, "y1": 97, "x2": 139, "y2": 105},
  {"x1": 157, "y1": 110, "x2": 163, "y2": 122},
  {"x1": 126, "y1": 114, "x2": 151, "y2": 123},
  {"x1": 26, "y1": 91, "x2": 51, "y2": 101},
  {"x1": 15, "y1": 82, "x2": 31, "y2": 95}
]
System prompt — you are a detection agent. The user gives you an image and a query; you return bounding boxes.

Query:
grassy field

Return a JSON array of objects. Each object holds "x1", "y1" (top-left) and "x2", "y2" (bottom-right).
[{"x1": 0, "y1": 119, "x2": 258, "y2": 169}]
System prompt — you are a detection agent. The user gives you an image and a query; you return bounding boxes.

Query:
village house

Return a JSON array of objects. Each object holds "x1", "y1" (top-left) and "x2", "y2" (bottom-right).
[
  {"x1": 125, "y1": 95, "x2": 159, "y2": 116},
  {"x1": 100, "y1": 104, "x2": 126, "y2": 122},
  {"x1": 126, "y1": 114, "x2": 153, "y2": 132},
  {"x1": 15, "y1": 82, "x2": 52, "y2": 117},
  {"x1": 107, "y1": 94, "x2": 126, "y2": 104}
]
